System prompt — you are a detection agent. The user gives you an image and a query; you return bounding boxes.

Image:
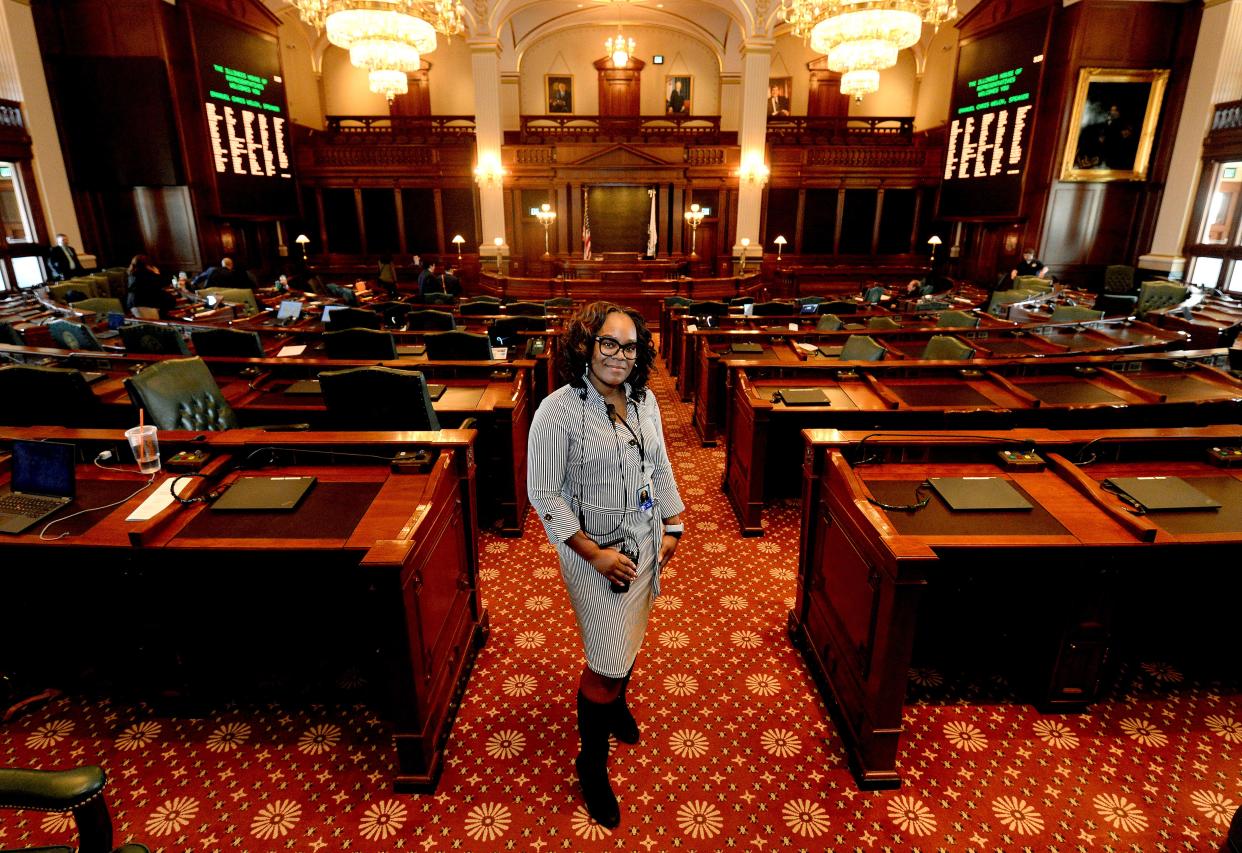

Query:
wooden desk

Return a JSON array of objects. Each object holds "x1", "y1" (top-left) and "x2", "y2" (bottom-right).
[
  {"x1": 0, "y1": 428, "x2": 486, "y2": 791},
  {"x1": 791, "y1": 426, "x2": 1242, "y2": 789}
]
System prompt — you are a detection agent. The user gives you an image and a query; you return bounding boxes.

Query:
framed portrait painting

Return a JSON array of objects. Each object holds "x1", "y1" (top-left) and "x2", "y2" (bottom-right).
[
  {"x1": 1060, "y1": 68, "x2": 1169, "y2": 182},
  {"x1": 546, "y1": 75, "x2": 573, "y2": 114},
  {"x1": 665, "y1": 75, "x2": 691, "y2": 115},
  {"x1": 767, "y1": 77, "x2": 791, "y2": 118}
]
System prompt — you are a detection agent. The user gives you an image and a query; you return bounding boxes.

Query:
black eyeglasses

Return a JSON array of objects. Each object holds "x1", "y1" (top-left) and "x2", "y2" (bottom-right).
[{"x1": 595, "y1": 336, "x2": 639, "y2": 359}]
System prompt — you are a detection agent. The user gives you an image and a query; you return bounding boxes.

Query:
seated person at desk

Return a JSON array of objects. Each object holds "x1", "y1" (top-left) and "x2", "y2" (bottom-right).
[
  {"x1": 417, "y1": 259, "x2": 447, "y2": 299},
  {"x1": 125, "y1": 254, "x2": 176, "y2": 317},
  {"x1": 1011, "y1": 247, "x2": 1049, "y2": 280},
  {"x1": 191, "y1": 256, "x2": 249, "y2": 291}
]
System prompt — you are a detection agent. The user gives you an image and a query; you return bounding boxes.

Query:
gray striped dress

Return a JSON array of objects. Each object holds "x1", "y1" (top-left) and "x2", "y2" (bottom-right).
[{"x1": 527, "y1": 378, "x2": 685, "y2": 678}]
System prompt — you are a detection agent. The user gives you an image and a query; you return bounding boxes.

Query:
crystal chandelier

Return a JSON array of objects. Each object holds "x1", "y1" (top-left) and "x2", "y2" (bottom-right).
[
  {"x1": 606, "y1": 32, "x2": 635, "y2": 67},
  {"x1": 780, "y1": 0, "x2": 956, "y2": 97},
  {"x1": 293, "y1": 1, "x2": 467, "y2": 100}
]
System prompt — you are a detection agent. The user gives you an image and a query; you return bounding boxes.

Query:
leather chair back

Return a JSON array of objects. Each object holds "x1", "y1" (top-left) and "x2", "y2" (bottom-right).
[
  {"x1": 425, "y1": 330, "x2": 493, "y2": 360},
  {"x1": 816, "y1": 313, "x2": 844, "y2": 331},
  {"x1": 545, "y1": 297, "x2": 575, "y2": 308},
  {"x1": 405, "y1": 309, "x2": 457, "y2": 331},
  {"x1": 920, "y1": 334, "x2": 975, "y2": 361},
  {"x1": 465, "y1": 295, "x2": 501, "y2": 304},
  {"x1": 985, "y1": 290, "x2": 1030, "y2": 316},
  {"x1": 325, "y1": 283, "x2": 359, "y2": 305},
  {"x1": 752, "y1": 301, "x2": 793, "y2": 316},
  {"x1": 1136, "y1": 280, "x2": 1189, "y2": 317},
  {"x1": 323, "y1": 328, "x2": 398, "y2": 360},
  {"x1": 664, "y1": 296, "x2": 694, "y2": 307},
  {"x1": 120, "y1": 323, "x2": 190, "y2": 355},
  {"x1": 795, "y1": 295, "x2": 824, "y2": 306},
  {"x1": 191, "y1": 327, "x2": 266, "y2": 358},
  {"x1": 1103, "y1": 264, "x2": 1136, "y2": 294},
  {"x1": 867, "y1": 316, "x2": 901, "y2": 330},
  {"x1": 505, "y1": 301, "x2": 545, "y2": 316},
  {"x1": 459, "y1": 301, "x2": 499, "y2": 315},
  {"x1": 423, "y1": 291, "x2": 456, "y2": 305},
  {"x1": 1049, "y1": 305, "x2": 1105, "y2": 324},
  {"x1": 124, "y1": 356, "x2": 239, "y2": 431},
  {"x1": 318, "y1": 366, "x2": 441, "y2": 431},
  {"x1": 0, "y1": 321, "x2": 24, "y2": 345},
  {"x1": 0, "y1": 365, "x2": 99, "y2": 426},
  {"x1": 839, "y1": 335, "x2": 886, "y2": 362},
  {"x1": 936, "y1": 310, "x2": 980, "y2": 329},
  {"x1": 323, "y1": 306, "x2": 381, "y2": 331},
  {"x1": 728, "y1": 296, "x2": 754, "y2": 306},
  {"x1": 48, "y1": 320, "x2": 103, "y2": 351},
  {"x1": 687, "y1": 301, "x2": 728, "y2": 316},
  {"x1": 821, "y1": 300, "x2": 858, "y2": 315},
  {"x1": 73, "y1": 298, "x2": 124, "y2": 317},
  {"x1": 1092, "y1": 292, "x2": 1139, "y2": 317},
  {"x1": 1014, "y1": 275, "x2": 1051, "y2": 292},
  {"x1": 201, "y1": 287, "x2": 259, "y2": 315}
]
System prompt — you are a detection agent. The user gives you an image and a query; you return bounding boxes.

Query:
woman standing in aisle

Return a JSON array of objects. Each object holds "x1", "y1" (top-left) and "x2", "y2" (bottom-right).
[{"x1": 527, "y1": 301, "x2": 686, "y2": 829}]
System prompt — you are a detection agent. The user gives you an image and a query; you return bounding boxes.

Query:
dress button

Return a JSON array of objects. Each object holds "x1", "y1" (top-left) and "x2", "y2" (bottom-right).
[{"x1": 544, "y1": 513, "x2": 552, "y2": 520}]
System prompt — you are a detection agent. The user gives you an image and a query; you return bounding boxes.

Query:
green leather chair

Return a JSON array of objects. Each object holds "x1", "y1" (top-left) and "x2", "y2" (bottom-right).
[
  {"x1": 505, "y1": 301, "x2": 546, "y2": 316},
  {"x1": 124, "y1": 356, "x2": 239, "y2": 431},
  {"x1": 838, "y1": 334, "x2": 886, "y2": 362},
  {"x1": 863, "y1": 285, "x2": 886, "y2": 305},
  {"x1": 325, "y1": 283, "x2": 359, "y2": 305},
  {"x1": 323, "y1": 328, "x2": 398, "y2": 360},
  {"x1": 459, "y1": 300, "x2": 500, "y2": 316},
  {"x1": 464, "y1": 295, "x2": 501, "y2": 304},
  {"x1": 816, "y1": 313, "x2": 844, "y2": 332},
  {"x1": 48, "y1": 281, "x2": 93, "y2": 303},
  {"x1": 1135, "y1": 279, "x2": 1189, "y2": 318},
  {"x1": 0, "y1": 765, "x2": 150, "y2": 853},
  {"x1": 1103, "y1": 264, "x2": 1136, "y2": 294},
  {"x1": 1049, "y1": 305, "x2": 1105, "y2": 323},
  {"x1": 985, "y1": 290, "x2": 1030, "y2": 316},
  {"x1": 119, "y1": 322, "x2": 190, "y2": 355},
  {"x1": 1092, "y1": 292, "x2": 1139, "y2": 316},
  {"x1": 795, "y1": 295, "x2": 824, "y2": 306},
  {"x1": 936, "y1": 310, "x2": 980, "y2": 329},
  {"x1": 201, "y1": 287, "x2": 259, "y2": 315},
  {"x1": 545, "y1": 297, "x2": 575, "y2": 309},
  {"x1": 0, "y1": 365, "x2": 100, "y2": 426},
  {"x1": 920, "y1": 334, "x2": 975, "y2": 361},
  {"x1": 1014, "y1": 275, "x2": 1052, "y2": 293},
  {"x1": 425, "y1": 330, "x2": 493, "y2": 360},
  {"x1": 323, "y1": 306, "x2": 382, "y2": 331},
  {"x1": 405, "y1": 309, "x2": 457, "y2": 331},
  {"x1": 867, "y1": 316, "x2": 901, "y2": 330},
  {"x1": 728, "y1": 296, "x2": 754, "y2": 307},
  {"x1": 48, "y1": 320, "x2": 104, "y2": 351},
  {"x1": 318, "y1": 366, "x2": 441, "y2": 431},
  {"x1": 72, "y1": 297, "x2": 124, "y2": 317},
  {"x1": 191, "y1": 327, "x2": 265, "y2": 358}
]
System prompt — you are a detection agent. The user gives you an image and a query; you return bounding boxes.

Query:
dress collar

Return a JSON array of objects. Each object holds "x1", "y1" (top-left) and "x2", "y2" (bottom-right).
[{"x1": 579, "y1": 374, "x2": 633, "y2": 409}]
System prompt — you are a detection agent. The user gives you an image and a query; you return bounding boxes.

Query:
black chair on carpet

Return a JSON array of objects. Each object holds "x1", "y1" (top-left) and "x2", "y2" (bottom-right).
[
  {"x1": 48, "y1": 320, "x2": 104, "y2": 352},
  {"x1": 505, "y1": 301, "x2": 545, "y2": 316},
  {"x1": 119, "y1": 323, "x2": 190, "y2": 355},
  {"x1": 1225, "y1": 800, "x2": 1242, "y2": 853},
  {"x1": 0, "y1": 365, "x2": 100, "y2": 427},
  {"x1": 0, "y1": 765, "x2": 150, "y2": 853},
  {"x1": 191, "y1": 327, "x2": 266, "y2": 358},
  {"x1": 318, "y1": 366, "x2": 440, "y2": 430},
  {"x1": 323, "y1": 306, "x2": 381, "y2": 331},
  {"x1": 425, "y1": 330, "x2": 493, "y2": 360},
  {"x1": 323, "y1": 328, "x2": 398, "y2": 360},
  {"x1": 404, "y1": 309, "x2": 456, "y2": 331}
]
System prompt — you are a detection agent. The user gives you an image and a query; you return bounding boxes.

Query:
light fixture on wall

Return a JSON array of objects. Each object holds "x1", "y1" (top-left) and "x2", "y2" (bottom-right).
[
  {"x1": 535, "y1": 203, "x2": 558, "y2": 257},
  {"x1": 604, "y1": 0, "x2": 635, "y2": 67},
  {"x1": 737, "y1": 155, "x2": 770, "y2": 187},
  {"x1": 292, "y1": 1, "x2": 468, "y2": 101},
  {"x1": 739, "y1": 237, "x2": 751, "y2": 273},
  {"x1": 683, "y1": 203, "x2": 708, "y2": 258},
  {"x1": 473, "y1": 154, "x2": 506, "y2": 188},
  {"x1": 779, "y1": 0, "x2": 957, "y2": 98}
]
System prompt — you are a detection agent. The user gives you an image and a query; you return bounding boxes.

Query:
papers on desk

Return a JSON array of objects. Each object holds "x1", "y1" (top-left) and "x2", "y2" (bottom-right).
[
  {"x1": 789, "y1": 322, "x2": 799, "y2": 331},
  {"x1": 277, "y1": 344, "x2": 307, "y2": 357},
  {"x1": 795, "y1": 342, "x2": 820, "y2": 353},
  {"x1": 686, "y1": 324, "x2": 698, "y2": 332},
  {"x1": 126, "y1": 476, "x2": 194, "y2": 521},
  {"x1": 490, "y1": 347, "x2": 508, "y2": 360}
]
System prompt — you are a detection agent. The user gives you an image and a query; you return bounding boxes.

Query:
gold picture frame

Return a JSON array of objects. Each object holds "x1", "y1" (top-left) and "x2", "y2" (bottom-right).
[
  {"x1": 665, "y1": 75, "x2": 692, "y2": 115},
  {"x1": 546, "y1": 74, "x2": 573, "y2": 114},
  {"x1": 1060, "y1": 67, "x2": 1169, "y2": 182}
]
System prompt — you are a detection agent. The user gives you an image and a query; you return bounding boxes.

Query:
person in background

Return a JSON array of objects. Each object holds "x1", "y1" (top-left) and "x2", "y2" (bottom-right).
[
  {"x1": 125, "y1": 254, "x2": 175, "y2": 317},
  {"x1": 46, "y1": 233, "x2": 86, "y2": 280},
  {"x1": 417, "y1": 259, "x2": 444, "y2": 299},
  {"x1": 377, "y1": 254, "x2": 398, "y2": 298},
  {"x1": 526, "y1": 302, "x2": 685, "y2": 829},
  {"x1": 441, "y1": 265, "x2": 462, "y2": 297},
  {"x1": 191, "y1": 257, "x2": 247, "y2": 290},
  {"x1": 1011, "y1": 247, "x2": 1049, "y2": 280}
]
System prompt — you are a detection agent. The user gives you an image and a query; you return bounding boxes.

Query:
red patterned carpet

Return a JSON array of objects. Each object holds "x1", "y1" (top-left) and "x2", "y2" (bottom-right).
[{"x1": 2, "y1": 356, "x2": 1240, "y2": 852}]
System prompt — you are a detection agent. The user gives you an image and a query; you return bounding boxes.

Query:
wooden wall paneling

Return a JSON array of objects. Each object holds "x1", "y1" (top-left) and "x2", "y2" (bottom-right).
[
  {"x1": 871, "y1": 188, "x2": 884, "y2": 256},
  {"x1": 316, "y1": 187, "x2": 328, "y2": 254},
  {"x1": 795, "y1": 189, "x2": 806, "y2": 255},
  {"x1": 433, "y1": 189, "x2": 446, "y2": 255},
  {"x1": 672, "y1": 185, "x2": 685, "y2": 255},
  {"x1": 833, "y1": 188, "x2": 845, "y2": 255},
  {"x1": 390, "y1": 63, "x2": 433, "y2": 117},
  {"x1": 395, "y1": 188, "x2": 407, "y2": 255},
  {"x1": 570, "y1": 181, "x2": 582, "y2": 258},
  {"x1": 594, "y1": 58, "x2": 644, "y2": 117},
  {"x1": 909, "y1": 188, "x2": 923, "y2": 254},
  {"x1": 806, "y1": 61, "x2": 850, "y2": 118},
  {"x1": 557, "y1": 183, "x2": 570, "y2": 254},
  {"x1": 354, "y1": 187, "x2": 367, "y2": 256}
]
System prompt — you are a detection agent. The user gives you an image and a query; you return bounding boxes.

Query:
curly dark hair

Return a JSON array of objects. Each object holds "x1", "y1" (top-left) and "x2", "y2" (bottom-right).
[{"x1": 560, "y1": 301, "x2": 656, "y2": 400}]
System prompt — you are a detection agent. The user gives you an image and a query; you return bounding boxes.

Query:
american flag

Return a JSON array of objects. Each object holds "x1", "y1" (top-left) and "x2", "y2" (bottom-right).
[{"x1": 582, "y1": 189, "x2": 592, "y2": 260}]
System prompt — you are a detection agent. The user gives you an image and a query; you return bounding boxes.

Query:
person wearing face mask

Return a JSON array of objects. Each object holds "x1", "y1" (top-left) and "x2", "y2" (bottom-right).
[
  {"x1": 1011, "y1": 247, "x2": 1049, "y2": 280},
  {"x1": 526, "y1": 301, "x2": 685, "y2": 830}
]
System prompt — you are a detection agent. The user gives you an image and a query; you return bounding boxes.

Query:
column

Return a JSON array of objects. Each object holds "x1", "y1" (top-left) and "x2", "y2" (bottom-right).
[
  {"x1": 1140, "y1": 0, "x2": 1242, "y2": 278},
  {"x1": 471, "y1": 38, "x2": 507, "y2": 263},
  {"x1": 733, "y1": 38, "x2": 773, "y2": 262}
]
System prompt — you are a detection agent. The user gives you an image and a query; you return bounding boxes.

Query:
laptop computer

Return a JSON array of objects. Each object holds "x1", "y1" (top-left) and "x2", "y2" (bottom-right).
[
  {"x1": 320, "y1": 304, "x2": 345, "y2": 325},
  {"x1": 275, "y1": 300, "x2": 303, "y2": 326},
  {"x1": 731, "y1": 342, "x2": 763, "y2": 354},
  {"x1": 800, "y1": 303, "x2": 820, "y2": 315},
  {"x1": 1103, "y1": 476, "x2": 1221, "y2": 511},
  {"x1": 927, "y1": 477, "x2": 1033, "y2": 511},
  {"x1": 211, "y1": 476, "x2": 316, "y2": 511},
  {"x1": 777, "y1": 388, "x2": 829, "y2": 406},
  {"x1": 0, "y1": 440, "x2": 76, "y2": 534}
]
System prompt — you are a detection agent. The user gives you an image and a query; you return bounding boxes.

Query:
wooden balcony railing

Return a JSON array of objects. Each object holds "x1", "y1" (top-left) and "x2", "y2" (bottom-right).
[
  {"x1": 519, "y1": 114, "x2": 722, "y2": 144},
  {"x1": 320, "y1": 115, "x2": 476, "y2": 142},
  {"x1": 0, "y1": 99, "x2": 24, "y2": 131},
  {"x1": 1211, "y1": 100, "x2": 1242, "y2": 133},
  {"x1": 765, "y1": 116, "x2": 915, "y2": 145}
]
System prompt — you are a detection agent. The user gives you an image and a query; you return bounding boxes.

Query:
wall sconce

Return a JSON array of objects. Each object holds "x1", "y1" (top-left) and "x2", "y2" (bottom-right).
[
  {"x1": 683, "y1": 203, "x2": 708, "y2": 258},
  {"x1": 739, "y1": 237, "x2": 750, "y2": 273},
  {"x1": 773, "y1": 235, "x2": 787, "y2": 261},
  {"x1": 928, "y1": 234, "x2": 942, "y2": 264},
  {"x1": 535, "y1": 203, "x2": 557, "y2": 257},
  {"x1": 737, "y1": 156, "x2": 770, "y2": 187},
  {"x1": 294, "y1": 233, "x2": 310, "y2": 260},
  {"x1": 474, "y1": 156, "x2": 506, "y2": 188},
  {"x1": 452, "y1": 234, "x2": 464, "y2": 261}
]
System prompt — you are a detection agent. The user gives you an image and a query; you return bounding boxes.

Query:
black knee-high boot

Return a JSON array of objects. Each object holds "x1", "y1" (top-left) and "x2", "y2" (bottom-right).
[
  {"x1": 611, "y1": 669, "x2": 640, "y2": 745},
  {"x1": 576, "y1": 690, "x2": 621, "y2": 828}
]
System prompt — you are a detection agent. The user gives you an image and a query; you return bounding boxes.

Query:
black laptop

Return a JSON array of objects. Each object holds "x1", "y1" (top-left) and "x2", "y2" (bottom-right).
[
  {"x1": 928, "y1": 477, "x2": 1033, "y2": 511},
  {"x1": 1104, "y1": 476, "x2": 1221, "y2": 511},
  {"x1": 211, "y1": 476, "x2": 316, "y2": 511},
  {"x1": 731, "y1": 342, "x2": 763, "y2": 354},
  {"x1": 777, "y1": 388, "x2": 830, "y2": 406},
  {"x1": 0, "y1": 440, "x2": 76, "y2": 534}
]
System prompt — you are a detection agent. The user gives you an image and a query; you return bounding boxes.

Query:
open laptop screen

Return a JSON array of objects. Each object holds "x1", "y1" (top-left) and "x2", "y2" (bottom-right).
[
  {"x1": 320, "y1": 305, "x2": 344, "y2": 324},
  {"x1": 276, "y1": 300, "x2": 303, "y2": 322},
  {"x1": 12, "y1": 441, "x2": 75, "y2": 498}
]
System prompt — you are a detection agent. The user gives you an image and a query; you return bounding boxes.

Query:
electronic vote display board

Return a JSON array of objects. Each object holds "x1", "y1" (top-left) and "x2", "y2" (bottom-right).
[
  {"x1": 939, "y1": 22, "x2": 1047, "y2": 219},
  {"x1": 193, "y1": 12, "x2": 297, "y2": 217}
]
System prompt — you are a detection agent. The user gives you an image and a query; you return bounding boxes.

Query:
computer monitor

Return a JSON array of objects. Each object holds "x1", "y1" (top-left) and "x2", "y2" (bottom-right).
[
  {"x1": 276, "y1": 301, "x2": 303, "y2": 323},
  {"x1": 205, "y1": 294, "x2": 220, "y2": 308},
  {"x1": 12, "y1": 440, "x2": 75, "y2": 499},
  {"x1": 800, "y1": 303, "x2": 819, "y2": 315},
  {"x1": 320, "y1": 305, "x2": 345, "y2": 324}
]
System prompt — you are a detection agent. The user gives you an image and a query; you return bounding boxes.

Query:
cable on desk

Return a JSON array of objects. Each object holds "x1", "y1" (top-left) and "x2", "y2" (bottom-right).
[
  {"x1": 853, "y1": 432, "x2": 1035, "y2": 467},
  {"x1": 1099, "y1": 479, "x2": 1146, "y2": 515},
  {"x1": 866, "y1": 480, "x2": 932, "y2": 513},
  {"x1": 240, "y1": 445, "x2": 398, "y2": 469},
  {"x1": 39, "y1": 472, "x2": 157, "y2": 541}
]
